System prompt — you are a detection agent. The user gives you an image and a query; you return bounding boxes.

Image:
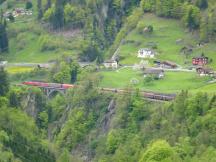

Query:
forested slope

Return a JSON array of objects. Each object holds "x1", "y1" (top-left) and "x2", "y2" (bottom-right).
[
  {"x1": 0, "y1": 0, "x2": 216, "y2": 162},
  {"x1": 1, "y1": 66, "x2": 216, "y2": 161}
]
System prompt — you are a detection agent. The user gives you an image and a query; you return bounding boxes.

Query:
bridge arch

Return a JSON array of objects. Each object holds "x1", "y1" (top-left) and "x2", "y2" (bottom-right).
[{"x1": 43, "y1": 88, "x2": 66, "y2": 98}]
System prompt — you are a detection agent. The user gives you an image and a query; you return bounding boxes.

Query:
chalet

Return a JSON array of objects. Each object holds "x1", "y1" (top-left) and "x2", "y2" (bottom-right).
[
  {"x1": 196, "y1": 67, "x2": 214, "y2": 76},
  {"x1": 138, "y1": 48, "x2": 155, "y2": 58},
  {"x1": 161, "y1": 61, "x2": 177, "y2": 69},
  {"x1": 143, "y1": 68, "x2": 164, "y2": 79},
  {"x1": 103, "y1": 60, "x2": 118, "y2": 69},
  {"x1": 192, "y1": 56, "x2": 208, "y2": 66}
]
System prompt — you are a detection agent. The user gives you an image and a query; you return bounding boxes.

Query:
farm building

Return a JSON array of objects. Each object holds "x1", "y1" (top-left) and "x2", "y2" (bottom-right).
[
  {"x1": 4, "y1": 8, "x2": 32, "y2": 19},
  {"x1": 143, "y1": 68, "x2": 164, "y2": 79},
  {"x1": 153, "y1": 60, "x2": 177, "y2": 69},
  {"x1": 161, "y1": 61, "x2": 177, "y2": 69},
  {"x1": 192, "y1": 56, "x2": 208, "y2": 66},
  {"x1": 103, "y1": 60, "x2": 118, "y2": 69},
  {"x1": 196, "y1": 67, "x2": 214, "y2": 76},
  {"x1": 138, "y1": 48, "x2": 155, "y2": 58}
]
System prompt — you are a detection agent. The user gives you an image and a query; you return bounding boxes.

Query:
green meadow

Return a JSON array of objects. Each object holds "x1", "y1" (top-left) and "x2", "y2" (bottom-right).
[{"x1": 99, "y1": 67, "x2": 211, "y2": 93}]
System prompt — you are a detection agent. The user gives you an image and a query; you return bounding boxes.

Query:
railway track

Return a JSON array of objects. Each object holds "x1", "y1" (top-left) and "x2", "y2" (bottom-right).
[
  {"x1": 19, "y1": 81, "x2": 176, "y2": 102},
  {"x1": 100, "y1": 88, "x2": 176, "y2": 101}
]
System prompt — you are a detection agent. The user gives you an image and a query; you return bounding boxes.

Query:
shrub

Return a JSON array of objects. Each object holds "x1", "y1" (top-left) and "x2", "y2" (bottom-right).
[
  {"x1": 137, "y1": 21, "x2": 146, "y2": 34},
  {"x1": 143, "y1": 75, "x2": 154, "y2": 85},
  {"x1": 137, "y1": 22, "x2": 154, "y2": 34},
  {"x1": 26, "y1": 1, "x2": 33, "y2": 9}
]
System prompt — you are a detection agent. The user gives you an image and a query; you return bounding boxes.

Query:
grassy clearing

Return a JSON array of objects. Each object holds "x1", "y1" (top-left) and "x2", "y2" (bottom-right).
[
  {"x1": 6, "y1": 66, "x2": 34, "y2": 74},
  {"x1": 3, "y1": 20, "x2": 83, "y2": 63},
  {"x1": 99, "y1": 67, "x2": 211, "y2": 93},
  {"x1": 118, "y1": 14, "x2": 216, "y2": 70}
]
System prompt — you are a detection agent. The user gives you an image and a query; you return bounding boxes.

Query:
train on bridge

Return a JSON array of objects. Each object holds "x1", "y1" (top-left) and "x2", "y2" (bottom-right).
[
  {"x1": 22, "y1": 81, "x2": 75, "y2": 89},
  {"x1": 22, "y1": 81, "x2": 176, "y2": 101}
]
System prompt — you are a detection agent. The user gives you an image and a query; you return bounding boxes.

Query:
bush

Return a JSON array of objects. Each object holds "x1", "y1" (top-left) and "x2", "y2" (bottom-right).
[
  {"x1": 26, "y1": 1, "x2": 33, "y2": 9},
  {"x1": 8, "y1": 14, "x2": 15, "y2": 22},
  {"x1": 137, "y1": 21, "x2": 154, "y2": 34},
  {"x1": 143, "y1": 75, "x2": 154, "y2": 85},
  {"x1": 137, "y1": 21, "x2": 146, "y2": 34}
]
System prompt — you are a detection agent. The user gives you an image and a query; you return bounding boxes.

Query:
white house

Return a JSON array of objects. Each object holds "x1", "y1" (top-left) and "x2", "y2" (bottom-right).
[
  {"x1": 138, "y1": 48, "x2": 155, "y2": 58},
  {"x1": 103, "y1": 60, "x2": 118, "y2": 69},
  {"x1": 0, "y1": 61, "x2": 8, "y2": 67}
]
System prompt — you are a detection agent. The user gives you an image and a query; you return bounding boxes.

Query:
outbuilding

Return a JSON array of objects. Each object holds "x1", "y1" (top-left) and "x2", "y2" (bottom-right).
[
  {"x1": 161, "y1": 61, "x2": 177, "y2": 69},
  {"x1": 103, "y1": 60, "x2": 118, "y2": 69},
  {"x1": 143, "y1": 68, "x2": 164, "y2": 79},
  {"x1": 196, "y1": 67, "x2": 214, "y2": 76}
]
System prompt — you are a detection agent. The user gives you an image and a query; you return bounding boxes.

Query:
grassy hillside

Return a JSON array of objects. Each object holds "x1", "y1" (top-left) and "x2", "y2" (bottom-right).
[
  {"x1": 99, "y1": 67, "x2": 210, "y2": 93},
  {"x1": 118, "y1": 14, "x2": 216, "y2": 69},
  {"x1": 1, "y1": 0, "x2": 83, "y2": 63}
]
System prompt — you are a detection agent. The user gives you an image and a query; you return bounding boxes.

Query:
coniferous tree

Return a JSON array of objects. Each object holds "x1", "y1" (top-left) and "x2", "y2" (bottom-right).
[
  {"x1": 183, "y1": 5, "x2": 200, "y2": 30},
  {"x1": 45, "y1": 0, "x2": 52, "y2": 11},
  {"x1": 196, "y1": 0, "x2": 208, "y2": 10},
  {"x1": 0, "y1": 23, "x2": 9, "y2": 53},
  {"x1": 0, "y1": 68, "x2": 9, "y2": 96},
  {"x1": 37, "y1": 0, "x2": 43, "y2": 19},
  {"x1": 52, "y1": 0, "x2": 64, "y2": 29}
]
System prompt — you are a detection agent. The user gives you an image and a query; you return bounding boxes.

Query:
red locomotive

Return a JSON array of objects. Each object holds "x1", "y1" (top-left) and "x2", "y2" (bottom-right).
[{"x1": 22, "y1": 81, "x2": 75, "y2": 89}]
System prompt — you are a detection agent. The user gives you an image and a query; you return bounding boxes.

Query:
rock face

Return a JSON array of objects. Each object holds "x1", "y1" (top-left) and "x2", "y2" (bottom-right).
[
  {"x1": 21, "y1": 93, "x2": 39, "y2": 119},
  {"x1": 20, "y1": 90, "x2": 45, "y2": 120},
  {"x1": 101, "y1": 99, "x2": 116, "y2": 133}
]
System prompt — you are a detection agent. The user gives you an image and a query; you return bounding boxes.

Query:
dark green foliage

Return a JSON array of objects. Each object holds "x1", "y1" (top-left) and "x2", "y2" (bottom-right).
[
  {"x1": 37, "y1": 0, "x2": 43, "y2": 19},
  {"x1": 55, "y1": 76, "x2": 110, "y2": 150},
  {"x1": 79, "y1": 42, "x2": 101, "y2": 62},
  {"x1": 49, "y1": 58, "x2": 80, "y2": 84},
  {"x1": 52, "y1": 0, "x2": 64, "y2": 29},
  {"x1": 70, "y1": 61, "x2": 79, "y2": 83},
  {"x1": 0, "y1": 23, "x2": 9, "y2": 52},
  {"x1": 8, "y1": 14, "x2": 14, "y2": 22},
  {"x1": 26, "y1": 1, "x2": 33, "y2": 9},
  {"x1": 8, "y1": 88, "x2": 22, "y2": 108},
  {"x1": 0, "y1": 107, "x2": 55, "y2": 162},
  {"x1": 45, "y1": 0, "x2": 51, "y2": 11},
  {"x1": 91, "y1": 90, "x2": 216, "y2": 162},
  {"x1": 183, "y1": 5, "x2": 200, "y2": 30},
  {"x1": 0, "y1": 0, "x2": 5, "y2": 5},
  {"x1": 0, "y1": 68, "x2": 9, "y2": 96},
  {"x1": 196, "y1": 0, "x2": 208, "y2": 9}
]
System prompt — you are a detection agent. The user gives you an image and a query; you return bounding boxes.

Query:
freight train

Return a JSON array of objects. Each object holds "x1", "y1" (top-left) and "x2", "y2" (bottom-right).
[{"x1": 100, "y1": 88, "x2": 176, "y2": 101}]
